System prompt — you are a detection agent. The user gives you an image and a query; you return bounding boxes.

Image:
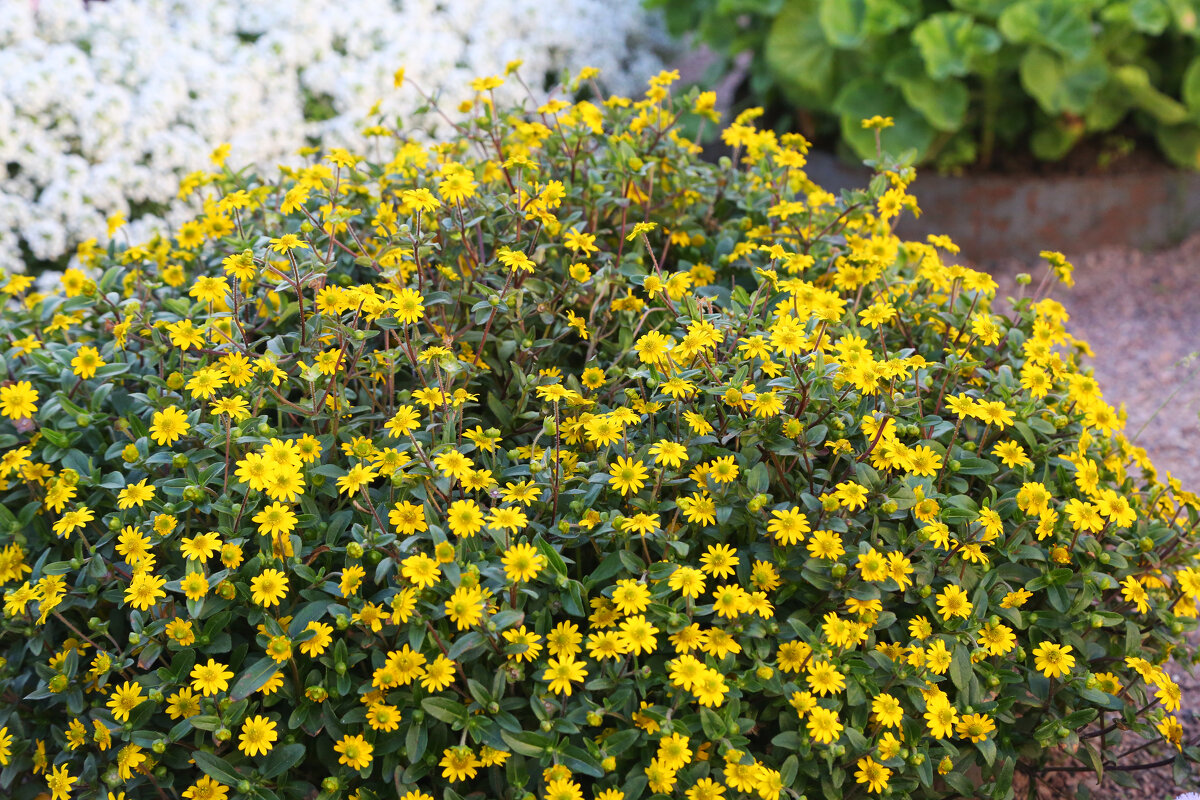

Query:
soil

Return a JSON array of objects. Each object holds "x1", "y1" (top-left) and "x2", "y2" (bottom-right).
[{"x1": 956, "y1": 130, "x2": 1164, "y2": 179}]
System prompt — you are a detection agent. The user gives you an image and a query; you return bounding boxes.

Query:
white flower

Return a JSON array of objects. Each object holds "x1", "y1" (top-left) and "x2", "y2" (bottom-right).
[{"x1": 0, "y1": 0, "x2": 673, "y2": 273}]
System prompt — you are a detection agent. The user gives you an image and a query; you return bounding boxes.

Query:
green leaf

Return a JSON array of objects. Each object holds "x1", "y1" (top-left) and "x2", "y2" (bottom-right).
[
  {"x1": 819, "y1": 0, "x2": 869, "y2": 48},
  {"x1": 230, "y1": 657, "x2": 279, "y2": 701},
  {"x1": 499, "y1": 730, "x2": 553, "y2": 757},
  {"x1": 949, "y1": 645, "x2": 973, "y2": 694},
  {"x1": 911, "y1": 12, "x2": 1002, "y2": 80},
  {"x1": 977, "y1": 735, "x2": 997, "y2": 766},
  {"x1": 780, "y1": 755, "x2": 800, "y2": 787},
  {"x1": 603, "y1": 729, "x2": 641, "y2": 756},
  {"x1": 999, "y1": 0, "x2": 1095, "y2": 61},
  {"x1": 700, "y1": 707, "x2": 727, "y2": 739},
  {"x1": 421, "y1": 697, "x2": 466, "y2": 724},
  {"x1": 949, "y1": 0, "x2": 1010, "y2": 17},
  {"x1": 885, "y1": 53, "x2": 970, "y2": 131},
  {"x1": 534, "y1": 535, "x2": 568, "y2": 577},
  {"x1": 258, "y1": 743, "x2": 305, "y2": 779},
  {"x1": 192, "y1": 751, "x2": 243, "y2": 786},
  {"x1": 1130, "y1": 0, "x2": 1171, "y2": 33},
  {"x1": 560, "y1": 745, "x2": 604, "y2": 778},
  {"x1": 1031, "y1": 120, "x2": 1084, "y2": 160},
  {"x1": 746, "y1": 462, "x2": 769, "y2": 493},
  {"x1": 864, "y1": 0, "x2": 921, "y2": 35},
  {"x1": 955, "y1": 457, "x2": 999, "y2": 476},
  {"x1": 1155, "y1": 123, "x2": 1200, "y2": 168},
  {"x1": 833, "y1": 77, "x2": 937, "y2": 161},
  {"x1": 1181, "y1": 56, "x2": 1200, "y2": 113},
  {"x1": 1019, "y1": 47, "x2": 1108, "y2": 115},
  {"x1": 1113, "y1": 65, "x2": 1189, "y2": 124}
]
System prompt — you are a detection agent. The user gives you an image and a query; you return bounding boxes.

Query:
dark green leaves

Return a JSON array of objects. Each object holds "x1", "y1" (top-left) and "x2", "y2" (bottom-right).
[
  {"x1": 766, "y1": 1, "x2": 838, "y2": 106},
  {"x1": 911, "y1": 12, "x2": 1001, "y2": 80},
  {"x1": 1019, "y1": 47, "x2": 1108, "y2": 114},
  {"x1": 999, "y1": 0, "x2": 1095, "y2": 61},
  {"x1": 834, "y1": 77, "x2": 936, "y2": 160}
]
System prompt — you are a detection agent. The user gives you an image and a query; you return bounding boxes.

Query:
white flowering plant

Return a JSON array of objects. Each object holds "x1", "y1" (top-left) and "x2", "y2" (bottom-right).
[{"x1": 0, "y1": 0, "x2": 668, "y2": 275}]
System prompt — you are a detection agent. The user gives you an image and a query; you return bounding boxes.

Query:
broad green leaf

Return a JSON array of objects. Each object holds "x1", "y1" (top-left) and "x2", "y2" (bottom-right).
[
  {"x1": 499, "y1": 729, "x2": 553, "y2": 757},
  {"x1": 819, "y1": 0, "x2": 869, "y2": 48},
  {"x1": 259, "y1": 743, "x2": 306, "y2": 779},
  {"x1": 999, "y1": 0, "x2": 1095, "y2": 61},
  {"x1": 192, "y1": 751, "x2": 243, "y2": 786},
  {"x1": 1181, "y1": 55, "x2": 1200, "y2": 113},
  {"x1": 421, "y1": 696, "x2": 466, "y2": 724},
  {"x1": 1131, "y1": 0, "x2": 1171, "y2": 32},
  {"x1": 1155, "y1": 123, "x2": 1200, "y2": 167},
  {"x1": 1030, "y1": 120, "x2": 1084, "y2": 160},
  {"x1": 230, "y1": 657, "x2": 279, "y2": 701},
  {"x1": 1084, "y1": 79, "x2": 1134, "y2": 131},
  {"x1": 864, "y1": 0, "x2": 921, "y2": 35},
  {"x1": 818, "y1": 0, "x2": 917, "y2": 48},
  {"x1": 949, "y1": 0, "x2": 1010, "y2": 17},
  {"x1": 1112, "y1": 65, "x2": 1189, "y2": 124},
  {"x1": 602, "y1": 729, "x2": 641, "y2": 756},
  {"x1": 912, "y1": 12, "x2": 1002, "y2": 80},
  {"x1": 833, "y1": 77, "x2": 937, "y2": 161},
  {"x1": 1019, "y1": 47, "x2": 1108, "y2": 114},
  {"x1": 885, "y1": 53, "x2": 970, "y2": 131},
  {"x1": 978, "y1": 735, "x2": 998, "y2": 767},
  {"x1": 949, "y1": 645, "x2": 974, "y2": 694}
]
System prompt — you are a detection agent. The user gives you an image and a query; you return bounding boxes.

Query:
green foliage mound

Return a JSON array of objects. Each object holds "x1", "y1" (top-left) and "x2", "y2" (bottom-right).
[
  {"x1": 651, "y1": 0, "x2": 1200, "y2": 168},
  {"x1": 0, "y1": 69, "x2": 1198, "y2": 800}
]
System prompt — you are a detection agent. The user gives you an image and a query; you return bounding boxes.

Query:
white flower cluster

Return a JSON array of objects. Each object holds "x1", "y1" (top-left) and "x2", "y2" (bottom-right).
[{"x1": 0, "y1": 0, "x2": 669, "y2": 272}]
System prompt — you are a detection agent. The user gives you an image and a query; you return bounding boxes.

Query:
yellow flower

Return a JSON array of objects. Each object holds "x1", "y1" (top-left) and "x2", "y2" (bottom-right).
[
  {"x1": 854, "y1": 755, "x2": 891, "y2": 794},
  {"x1": 334, "y1": 734, "x2": 374, "y2": 771},
  {"x1": 190, "y1": 659, "x2": 233, "y2": 696},
  {"x1": 501, "y1": 542, "x2": 547, "y2": 583},
  {"x1": 444, "y1": 585, "x2": 484, "y2": 630},
  {"x1": 298, "y1": 621, "x2": 333, "y2": 657},
  {"x1": 149, "y1": 406, "x2": 190, "y2": 446},
  {"x1": 70, "y1": 345, "x2": 106, "y2": 379},
  {"x1": 924, "y1": 697, "x2": 958, "y2": 739},
  {"x1": 806, "y1": 706, "x2": 842, "y2": 744},
  {"x1": 250, "y1": 569, "x2": 289, "y2": 608},
  {"x1": 0, "y1": 381, "x2": 38, "y2": 420},
  {"x1": 935, "y1": 584, "x2": 972, "y2": 621},
  {"x1": 106, "y1": 681, "x2": 144, "y2": 722},
  {"x1": 608, "y1": 455, "x2": 647, "y2": 496},
  {"x1": 182, "y1": 776, "x2": 229, "y2": 800},
  {"x1": 268, "y1": 233, "x2": 308, "y2": 253},
  {"x1": 439, "y1": 746, "x2": 480, "y2": 781},
  {"x1": 503, "y1": 625, "x2": 544, "y2": 663},
  {"x1": 238, "y1": 715, "x2": 278, "y2": 757},
  {"x1": 333, "y1": 458, "x2": 378, "y2": 494},
  {"x1": 1032, "y1": 642, "x2": 1075, "y2": 679},
  {"x1": 446, "y1": 499, "x2": 484, "y2": 538},
  {"x1": 124, "y1": 572, "x2": 166, "y2": 611},
  {"x1": 46, "y1": 763, "x2": 77, "y2": 800},
  {"x1": 543, "y1": 656, "x2": 588, "y2": 695}
]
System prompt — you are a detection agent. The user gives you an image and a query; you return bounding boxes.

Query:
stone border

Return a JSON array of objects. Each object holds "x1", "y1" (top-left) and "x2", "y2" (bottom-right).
[{"x1": 805, "y1": 151, "x2": 1200, "y2": 263}]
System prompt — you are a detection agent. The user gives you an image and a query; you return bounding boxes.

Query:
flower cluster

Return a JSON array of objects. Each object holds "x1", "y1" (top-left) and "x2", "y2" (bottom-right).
[
  {"x1": 0, "y1": 68, "x2": 1197, "y2": 800},
  {"x1": 0, "y1": 0, "x2": 667, "y2": 274}
]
